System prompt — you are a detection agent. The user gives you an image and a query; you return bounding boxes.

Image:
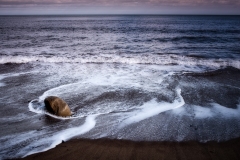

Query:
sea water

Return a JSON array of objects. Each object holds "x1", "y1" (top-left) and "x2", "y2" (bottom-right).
[{"x1": 0, "y1": 15, "x2": 240, "y2": 159}]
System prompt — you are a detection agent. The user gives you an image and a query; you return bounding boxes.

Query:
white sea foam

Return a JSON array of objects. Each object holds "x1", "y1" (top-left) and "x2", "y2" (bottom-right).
[
  {"x1": 171, "y1": 102, "x2": 240, "y2": 119},
  {"x1": 0, "y1": 54, "x2": 239, "y2": 69},
  {"x1": 119, "y1": 88, "x2": 185, "y2": 128},
  {"x1": 193, "y1": 105, "x2": 213, "y2": 119},
  {"x1": 37, "y1": 82, "x2": 91, "y2": 103},
  {"x1": 28, "y1": 99, "x2": 45, "y2": 114},
  {"x1": 28, "y1": 61, "x2": 214, "y2": 121},
  {"x1": 210, "y1": 103, "x2": 240, "y2": 118},
  {"x1": 22, "y1": 114, "x2": 97, "y2": 158},
  {"x1": 29, "y1": 63, "x2": 181, "y2": 119}
]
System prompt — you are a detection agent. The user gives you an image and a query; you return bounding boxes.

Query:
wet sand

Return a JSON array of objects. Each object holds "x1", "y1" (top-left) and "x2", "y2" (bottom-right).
[
  {"x1": 22, "y1": 137, "x2": 240, "y2": 160},
  {"x1": 1, "y1": 64, "x2": 240, "y2": 159}
]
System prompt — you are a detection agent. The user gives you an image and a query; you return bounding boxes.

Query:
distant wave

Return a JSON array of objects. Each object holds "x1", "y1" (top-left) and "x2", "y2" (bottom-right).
[{"x1": 0, "y1": 54, "x2": 239, "y2": 69}]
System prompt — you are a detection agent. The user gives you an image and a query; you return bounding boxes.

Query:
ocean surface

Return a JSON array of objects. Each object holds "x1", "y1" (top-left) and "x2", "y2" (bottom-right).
[{"x1": 0, "y1": 15, "x2": 240, "y2": 159}]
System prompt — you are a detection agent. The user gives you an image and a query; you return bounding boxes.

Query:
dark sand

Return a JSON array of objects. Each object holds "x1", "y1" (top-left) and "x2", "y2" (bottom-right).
[{"x1": 22, "y1": 137, "x2": 240, "y2": 160}]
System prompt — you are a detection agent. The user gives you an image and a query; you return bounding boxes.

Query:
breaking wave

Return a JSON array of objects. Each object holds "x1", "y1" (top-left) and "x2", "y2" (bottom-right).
[{"x1": 0, "y1": 54, "x2": 239, "y2": 69}]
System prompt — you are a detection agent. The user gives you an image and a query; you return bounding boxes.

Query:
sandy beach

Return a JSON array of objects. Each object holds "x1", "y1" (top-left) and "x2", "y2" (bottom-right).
[
  {"x1": 22, "y1": 137, "x2": 240, "y2": 160},
  {"x1": 1, "y1": 64, "x2": 240, "y2": 159}
]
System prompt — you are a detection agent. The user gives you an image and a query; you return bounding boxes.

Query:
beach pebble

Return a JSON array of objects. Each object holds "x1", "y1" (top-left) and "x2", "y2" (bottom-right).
[{"x1": 44, "y1": 96, "x2": 72, "y2": 117}]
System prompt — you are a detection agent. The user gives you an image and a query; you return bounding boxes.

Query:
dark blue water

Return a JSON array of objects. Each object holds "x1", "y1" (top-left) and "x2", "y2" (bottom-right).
[{"x1": 0, "y1": 15, "x2": 240, "y2": 60}]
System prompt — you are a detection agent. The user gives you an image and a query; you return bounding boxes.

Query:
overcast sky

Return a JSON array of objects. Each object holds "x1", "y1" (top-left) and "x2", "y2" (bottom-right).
[{"x1": 0, "y1": 0, "x2": 240, "y2": 15}]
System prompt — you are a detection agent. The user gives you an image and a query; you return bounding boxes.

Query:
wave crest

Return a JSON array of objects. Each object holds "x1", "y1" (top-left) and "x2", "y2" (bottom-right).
[{"x1": 0, "y1": 54, "x2": 239, "y2": 69}]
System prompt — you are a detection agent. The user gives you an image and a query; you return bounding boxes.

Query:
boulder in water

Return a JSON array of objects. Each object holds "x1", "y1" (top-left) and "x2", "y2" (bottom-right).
[{"x1": 44, "y1": 96, "x2": 72, "y2": 117}]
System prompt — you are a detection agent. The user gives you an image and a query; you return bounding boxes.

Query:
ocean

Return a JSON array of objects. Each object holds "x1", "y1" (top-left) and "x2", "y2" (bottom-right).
[{"x1": 0, "y1": 15, "x2": 240, "y2": 159}]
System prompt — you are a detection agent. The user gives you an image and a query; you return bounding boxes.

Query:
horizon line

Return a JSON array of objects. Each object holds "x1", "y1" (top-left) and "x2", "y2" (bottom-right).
[{"x1": 1, "y1": 14, "x2": 240, "y2": 16}]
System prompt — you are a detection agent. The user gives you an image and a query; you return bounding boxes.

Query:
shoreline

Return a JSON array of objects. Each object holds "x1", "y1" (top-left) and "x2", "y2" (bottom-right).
[{"x1": 22, "y1": 137, "x2": 240, "y2": 160}]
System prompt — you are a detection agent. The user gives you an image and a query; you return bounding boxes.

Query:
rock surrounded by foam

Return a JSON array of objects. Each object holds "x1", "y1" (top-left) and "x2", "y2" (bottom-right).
[{"x1": 44, "y1": 96, "x2": 71, "y2": 117}]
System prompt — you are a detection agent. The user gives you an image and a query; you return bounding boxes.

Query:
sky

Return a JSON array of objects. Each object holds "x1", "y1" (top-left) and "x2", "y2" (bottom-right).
[{"x1": 0, "y1": 0, "x2": 240, "y2": 15}]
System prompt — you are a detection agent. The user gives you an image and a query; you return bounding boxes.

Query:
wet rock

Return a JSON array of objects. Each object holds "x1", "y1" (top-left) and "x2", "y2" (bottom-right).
[{"x1": 44, "y1": 96, "x2": 72, "y2": 117}]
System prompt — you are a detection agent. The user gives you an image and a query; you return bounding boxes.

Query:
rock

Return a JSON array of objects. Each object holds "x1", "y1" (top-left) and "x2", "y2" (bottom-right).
[{"x1": 44, "y1": 96, "x2": 72, "y2": 117}]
